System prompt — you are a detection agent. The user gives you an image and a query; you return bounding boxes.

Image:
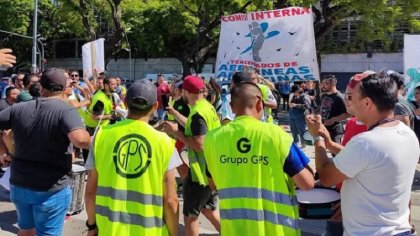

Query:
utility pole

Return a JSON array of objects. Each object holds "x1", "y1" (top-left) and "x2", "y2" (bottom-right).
[{"x1": 31, "y1": 0, "x2": 39, "y2": 73}]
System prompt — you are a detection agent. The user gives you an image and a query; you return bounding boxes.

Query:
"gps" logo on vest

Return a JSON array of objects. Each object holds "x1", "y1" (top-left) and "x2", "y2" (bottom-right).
[
  {"x1": 113, "y1": 134, "x2": 152, "y2": 179},
  {"x1": 237, "y1": 138, "x2": 251, "y2": 153}
]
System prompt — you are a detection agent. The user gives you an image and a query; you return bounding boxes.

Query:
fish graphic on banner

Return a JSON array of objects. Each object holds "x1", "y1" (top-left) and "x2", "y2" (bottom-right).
[
  {"x1": 404, "y1": 34, "x2": 420, "y2": 101},
  {"x1": 215, "y1": 7, "x2": 319, "y2": 82}
]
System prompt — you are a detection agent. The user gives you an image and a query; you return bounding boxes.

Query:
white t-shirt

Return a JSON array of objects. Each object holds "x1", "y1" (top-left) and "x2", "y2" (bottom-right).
[{"x1": 333, "y1": 122, "x2": 419, "y2": 236}]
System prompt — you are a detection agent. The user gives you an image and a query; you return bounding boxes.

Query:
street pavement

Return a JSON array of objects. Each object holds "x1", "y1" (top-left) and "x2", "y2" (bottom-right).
[{"x1": 1, "y1": 110, "x2": 420, "y2": 235}]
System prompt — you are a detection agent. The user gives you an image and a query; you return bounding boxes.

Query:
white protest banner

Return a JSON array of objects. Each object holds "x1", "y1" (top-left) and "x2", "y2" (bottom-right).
[
  {"x1": 215, "y1": 7, "x2": 319, "y2": 82},
  {"x1": 82, "y1": 38, "x2": 105, "y2": 78},
  {"x1": 404, "y1": 34, "x2": 420, "y2": 101}
]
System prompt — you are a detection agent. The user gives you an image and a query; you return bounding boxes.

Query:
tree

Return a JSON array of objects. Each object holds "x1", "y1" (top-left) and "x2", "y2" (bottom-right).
[
  {"x1": 61, "y1": 0, "x2": 128, "y2": 65},
  {"x1": 274, "y1": 0, "x2": 420, "y2": 49},
  {"x1": 123, "y1": 0, "x2": 270, "y2": 76},
  {"x1": 124, "y1": 0, "x2": 420, "y2": 76},
  {"x1": 0, "y1": 0, "x2": 84, "y2": 71}
]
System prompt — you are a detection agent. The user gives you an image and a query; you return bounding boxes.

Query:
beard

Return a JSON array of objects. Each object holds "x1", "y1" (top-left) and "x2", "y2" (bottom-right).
[{"x1": 182, "y1": 95, "x2": 189, "y2": 104}]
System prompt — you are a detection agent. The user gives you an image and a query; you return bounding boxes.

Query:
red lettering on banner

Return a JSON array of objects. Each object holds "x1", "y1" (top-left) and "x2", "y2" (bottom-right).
[
  {"x1": 302, "y1": 7, "x2": 311, "y2": 14},
  {"x1": 253, "y1": 12, "x2": 264, "y2": 20},
  {"x1": 291, "y1": 8, "x2": 301, "y2": 15},
  {"x1": 249, "y1": 7, "x2": 311, "y2": 20},
  {"x1": 284, "y1": 62, "x2": 298, "y2": 67},
  {"x1": 222, "y1": 14, "x2": 247, "y2": 22}
]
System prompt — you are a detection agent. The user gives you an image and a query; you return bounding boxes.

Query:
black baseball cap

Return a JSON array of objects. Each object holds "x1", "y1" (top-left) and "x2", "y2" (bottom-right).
[
  {"x1": 40, "y1": 68, "x2": 66, "y2": 91},
  {"x1": 126, "y1": 80, "x2": 157, "y2": 109}
]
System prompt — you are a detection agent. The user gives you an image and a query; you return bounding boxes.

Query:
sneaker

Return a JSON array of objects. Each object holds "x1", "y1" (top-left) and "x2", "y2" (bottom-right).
[{"x1": 412, "y1": 225, "x2": 417, "y2": 236}]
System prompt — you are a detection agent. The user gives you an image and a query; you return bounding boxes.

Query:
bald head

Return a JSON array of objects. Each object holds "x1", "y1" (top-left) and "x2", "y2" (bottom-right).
[{"x1": 231, "y1": 82, "x2": 263, "y2": 118}]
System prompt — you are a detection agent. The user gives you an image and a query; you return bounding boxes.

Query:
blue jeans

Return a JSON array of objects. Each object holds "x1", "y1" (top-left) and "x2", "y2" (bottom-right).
[
  {"x1": 322, "y1": 220, "x2": 343, "y2": 236},
  {"x1": 10, "y1": 184, "x2": 71, "y2": 235},
  {"x1": 289, "y1": 113, "x2": 306, "y2": 145}
]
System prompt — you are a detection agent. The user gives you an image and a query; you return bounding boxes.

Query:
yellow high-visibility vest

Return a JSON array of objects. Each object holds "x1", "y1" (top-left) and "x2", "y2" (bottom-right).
[
  {"x1": 184, "y1": 99, "x2": 221, "y2": 186},
  {"x1": 94, "y1": 119, "x2": 174, "y2": 235},
  {"x1": 204, "y1": 115, "x2": 300, "y2": 235}
]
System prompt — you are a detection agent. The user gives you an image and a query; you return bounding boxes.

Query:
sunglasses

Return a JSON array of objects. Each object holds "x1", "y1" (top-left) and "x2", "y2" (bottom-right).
[
  {"x1": 70, "y1": 74, "x2": 79, "y2": 77},
  {"x1": 347, "y1": 73, "x2": 372, "y2": 89},
  {"x1": 345, "y1": 93, "x2": 352, "y2": 101}
]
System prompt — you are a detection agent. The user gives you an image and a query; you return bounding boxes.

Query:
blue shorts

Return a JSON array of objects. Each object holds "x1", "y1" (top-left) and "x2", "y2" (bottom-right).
[{"x1": 10, "y1": 184, "x2": 71, "y2": 235}]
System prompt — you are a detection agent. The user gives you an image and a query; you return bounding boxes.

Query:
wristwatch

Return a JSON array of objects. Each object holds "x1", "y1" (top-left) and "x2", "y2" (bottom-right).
[
  {"x1": 85, "y1": 221, "x2": 97, "y2": 231},
  {"x1": 313, "y1": 136, "x2": 325, "y2": 143}
]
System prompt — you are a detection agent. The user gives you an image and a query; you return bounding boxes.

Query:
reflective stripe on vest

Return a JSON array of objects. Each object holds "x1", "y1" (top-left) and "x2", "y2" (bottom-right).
[
  {"x1": 96, "y1": 186, "x2": 163, "y2": 206},
  {"x1": 96, "y1": 205, "x2": 163, "y2": 228},
  {"x1": 220, "y1": 208, "x2": 300, "y2": 229},
  {"x1": 94, "y1": 119, "x2": 173, "y2": 235},
  {"x1": 218, "y1": 187, "x2": 298, "y2": 207},
  {"x1": 203, "y1": 116, "x2": 299, "y2": 235}
]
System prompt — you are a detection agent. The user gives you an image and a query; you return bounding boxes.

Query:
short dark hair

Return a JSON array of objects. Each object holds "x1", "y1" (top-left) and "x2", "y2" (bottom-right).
[
  {"x1": 388, "y1": 72, "x2": 405, "y2": 90},
  {"x1": 359, "y1": 72, "x2": 398, "y2": 112},
  {"x1": 231, "y1": 82, "x2": 262, "y2": 109},
  {"x1": 322, "y1": 74, "x2": 337, "y2": 85},
  {"x1": 5, "y1": 86, "x2": 17, "y2": 96},
  {"x1": 103, "y1": 76, "x2": 116, "y2": 85},
  {"x1": 291, "y1": 84, "x2": 302, "y2": 93},
  {"x1": 23, "y1": 73, "x2": 32, "y2": 87},
  {"x1": 29, "y1": 82, "x2": 41, "y2": 98},
  {"x1": 127, "y1": 104, "x2": 154, "y2": 117},
  {"x1": 232, "y1": 72, "x2": 252, "y2": 85},
  {"x1": 416, "y1": 85, "x2": 420, "y2": 91}
]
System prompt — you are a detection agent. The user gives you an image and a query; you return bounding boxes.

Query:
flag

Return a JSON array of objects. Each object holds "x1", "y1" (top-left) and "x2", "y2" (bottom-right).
[{"x1": 215, "y1": 7, "x2": 319, "y2": 82}]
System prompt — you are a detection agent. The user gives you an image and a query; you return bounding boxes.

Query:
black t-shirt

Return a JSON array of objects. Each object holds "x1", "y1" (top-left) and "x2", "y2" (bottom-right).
[
  {"x1": 320, "y1": 92, "x2": 346, "y2": 123},
  {"x1": 0, "y1": 98, "x2": 85, "y2": 191},
  {"x1": 395, "y1": 98, "x2": 415, "y2": 130},
  {"x1": 172, "y1": 98, "x2": 190, "y2": 133},
  {"x1": 190, "y1": 113, "x2": 207, "y2": 136}
]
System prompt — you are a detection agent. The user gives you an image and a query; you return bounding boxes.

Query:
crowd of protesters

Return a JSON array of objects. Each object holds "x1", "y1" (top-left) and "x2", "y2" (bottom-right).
[{"x1": 0, "y1": 47, "x2": 420, "y2": 236}]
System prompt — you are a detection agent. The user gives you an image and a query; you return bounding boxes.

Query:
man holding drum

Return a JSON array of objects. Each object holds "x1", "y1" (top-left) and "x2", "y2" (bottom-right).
[
  {"x1": 203, "y1": 82, "x2": 315, "y2": 235},
  {"x1": 0, "y1": 68, "x2": 91, "y2": 236},
  {"x1": 306, "y1": 72, "x2": 419, "y2": 236}
]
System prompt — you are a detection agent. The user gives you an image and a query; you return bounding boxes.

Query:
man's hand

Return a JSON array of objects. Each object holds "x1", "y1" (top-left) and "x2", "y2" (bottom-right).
[
  {"x1": 317, "y1": 124, "x2": 331, "y2": 140},
  {"x1": 0, "y1": 153, "x2": 12, "y2": 167},
  {"x1": 162, "y1": 121, "x2": 178, "y2": 136},
  {"x1": 0, "y1": 49, "x2": 16, "y2": 68},
  {"x1": 165, "y1": 105, "x2": 176, "y2": 116},
  {"x1": 305, "y1": 114, "x2": 323, "y2": 137}
]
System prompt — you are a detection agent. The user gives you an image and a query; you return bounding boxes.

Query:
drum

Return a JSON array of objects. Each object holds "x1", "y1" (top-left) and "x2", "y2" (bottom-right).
[
  {"x1": 67, "y1": 164, "x2": 86, "y2": 215},
  {"x1": 296, "y1": 187, "x2": 340, "y2": 219}
]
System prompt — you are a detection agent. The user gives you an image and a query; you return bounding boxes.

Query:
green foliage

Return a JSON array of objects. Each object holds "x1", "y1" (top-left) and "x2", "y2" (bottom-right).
[{"x1": 1, "y1": 0, "x2": 420, "y2": 70}]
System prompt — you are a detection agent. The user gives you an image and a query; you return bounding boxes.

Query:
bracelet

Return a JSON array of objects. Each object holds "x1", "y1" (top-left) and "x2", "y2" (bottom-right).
[
  {"x1": 313, "y1": 136, "x2": 325, "y2": 143},
  {"x1": 85, "y1": 221, "x2": 97, "y2": 231}
]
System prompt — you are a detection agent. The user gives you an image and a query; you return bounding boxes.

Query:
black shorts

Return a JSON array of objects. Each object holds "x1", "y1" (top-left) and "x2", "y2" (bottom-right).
[{"x1": 182, "y1": 173, "x2": 218, "y2": 217}]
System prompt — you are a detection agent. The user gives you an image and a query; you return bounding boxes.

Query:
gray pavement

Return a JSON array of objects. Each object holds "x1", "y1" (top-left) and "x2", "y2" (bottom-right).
[{"x1": 1, "y1": 110, "x2": 420, "y2": 235}]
